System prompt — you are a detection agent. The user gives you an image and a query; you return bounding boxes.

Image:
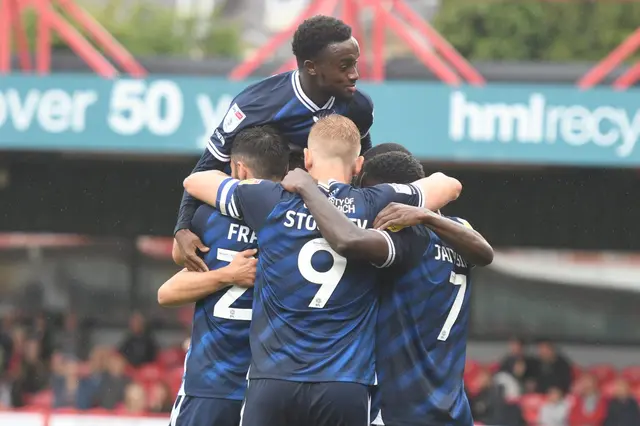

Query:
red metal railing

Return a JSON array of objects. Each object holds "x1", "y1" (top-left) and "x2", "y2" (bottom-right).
[
  {"x1": 229, "y1": 0, "x2": 486, "y2": 86},
  {"x1": 0, "y1": 0, "x2": 147, "y2": 78}
]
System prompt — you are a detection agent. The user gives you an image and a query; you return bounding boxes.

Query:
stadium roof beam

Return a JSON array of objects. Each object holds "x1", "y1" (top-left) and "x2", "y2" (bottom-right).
[{"x1": 229, "y1": 0, "x2": 485, "y2": 86}]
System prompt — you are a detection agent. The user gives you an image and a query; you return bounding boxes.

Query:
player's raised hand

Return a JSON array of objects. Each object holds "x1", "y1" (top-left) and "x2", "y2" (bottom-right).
[
  {"x1": 228, "y1": 249, "x2": 258, "y2": 287},
  {"x1": 175, "y1": 229, "x2": 210, "y2": 272},
  {"x1": 281, "y1": 168, "x2": 316, "y2": 193},
  {"x1": 374, "y1": 203, "x2": 431, "y2": 230}
]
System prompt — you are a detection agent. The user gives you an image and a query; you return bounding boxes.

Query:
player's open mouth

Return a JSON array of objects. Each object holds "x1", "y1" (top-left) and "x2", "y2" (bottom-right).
[{"x1": 346, "y1": 86, "x2": 356, "y2": 93}]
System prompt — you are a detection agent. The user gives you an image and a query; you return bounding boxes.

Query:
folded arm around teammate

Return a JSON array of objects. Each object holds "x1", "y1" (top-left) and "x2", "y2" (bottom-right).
[
  {"x1": 158, "y1": 248, "x2": 257, "y2": 307},
  {"x1": 281, "y1": 154, "x2": 461, "y2": 266}
]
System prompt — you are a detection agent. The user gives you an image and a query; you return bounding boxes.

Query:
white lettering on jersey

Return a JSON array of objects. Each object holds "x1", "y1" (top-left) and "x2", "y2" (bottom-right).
[
  {"x1": 214, "y1": 128, "x2": 226, "y2": 146},
  {"x1": 434, "y1": 244, "x2": 468, "y2": 268},
  {"x1": 327, "y1": 196, "x2": 356, "y2": 214},
  {"x1": 283, "y1": 211, "x2": 368, "y2": 231},
  {"x1": 227, "y1": 223, "x2": 257, "y2": 244},
  {"x1": 222, "y1": 103, "x2": 246, "y2": 133}
]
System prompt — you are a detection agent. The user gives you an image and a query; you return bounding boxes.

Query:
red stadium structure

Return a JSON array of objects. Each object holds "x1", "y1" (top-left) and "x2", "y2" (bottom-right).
[
  {"x1": 578, "y1": 27, "x2": 640, "y2": 90},
  {"x1": 0, "y1": 0, "x2": 147, "y2": 77},
  {"x1": 229, "y1": 0, "x2": 485, "y2": 85}
]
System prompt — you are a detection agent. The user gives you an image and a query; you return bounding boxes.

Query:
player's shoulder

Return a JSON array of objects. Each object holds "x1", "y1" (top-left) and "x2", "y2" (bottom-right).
[
  {"x1": 191, "y1": 203, "x2": 236, "y2": 237},
  {"x1": 351, "y1": 88, "x2": 374, "y2": 111},
  {"x1": 236, "y1": 71, "x2": 294, "y2": 105}
]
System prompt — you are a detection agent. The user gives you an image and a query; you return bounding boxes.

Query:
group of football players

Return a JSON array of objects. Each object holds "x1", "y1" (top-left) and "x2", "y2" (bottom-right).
[{"x1": 159, "y1": 14, "x2": 494, "y2": 426}]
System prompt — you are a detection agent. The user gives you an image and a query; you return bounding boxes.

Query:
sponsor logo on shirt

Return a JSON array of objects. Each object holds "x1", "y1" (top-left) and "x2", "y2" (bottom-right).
[
  {"x1": 222, "y1": 103, "x2": 246, "y2": 133},
  {"x1": 239, "y1": 179, "x2": 262, "y2": 185}
]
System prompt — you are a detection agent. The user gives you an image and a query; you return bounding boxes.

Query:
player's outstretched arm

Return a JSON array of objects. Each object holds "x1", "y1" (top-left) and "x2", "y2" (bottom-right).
[
  {"x1": 183, "y1": 170, "x2": 230, "y2": 207},
  {"x1": 158, "y1": 249, "x2": 257, "y2": 307},
  {"x1": 374, "y1": 204, "x2": 494, "y2": 266},
  {"x1": 282, "y1": 169, "x2": 393, "y2": 266},
  {"x1": 413, "y1": 172, "x2": 462, "y2": 211}
]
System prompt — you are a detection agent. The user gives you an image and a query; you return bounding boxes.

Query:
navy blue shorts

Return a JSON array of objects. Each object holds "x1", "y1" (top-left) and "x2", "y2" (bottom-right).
[
  {"x1": 240, "y1": 378, "x2": 370, "y2": 426},
  {"x1": 170, "y1": 394, "x2": 242, "y2": 426}
]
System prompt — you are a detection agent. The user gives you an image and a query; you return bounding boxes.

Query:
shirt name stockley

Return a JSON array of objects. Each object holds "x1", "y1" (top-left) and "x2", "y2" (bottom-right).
[{"x1": 448, "y1": 91, "x2": 640, "y2": 157}]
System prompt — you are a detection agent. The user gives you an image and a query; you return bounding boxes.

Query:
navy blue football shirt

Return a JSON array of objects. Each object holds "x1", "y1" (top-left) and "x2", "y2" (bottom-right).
[
  {"x1": 175, "y1": 70, "x2": 374, "y2": 233},
  {"x1": 372, "y1": 217, "x2": 475, "y2": 426},
  {"x1": 179, "y1": 204, "x2": 256, "y2": 401},
  {"x1": 207, "y1": 70, "x2": 373, "y2": 163},
  {"x1": 214, "y1": 177, "x2": 426, "y2": 386}
]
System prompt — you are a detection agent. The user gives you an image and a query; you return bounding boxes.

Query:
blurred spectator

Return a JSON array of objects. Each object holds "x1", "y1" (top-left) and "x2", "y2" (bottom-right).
[
  {"x1": 603, "y1": 378, "x2": 640, "y2": 426},
  {"x1": 539, "y1": 387, "x2": 570, "y2": 426},
  {"x1": 470, "y1": 369, "x2": 526, "y2": 426},
  {"x1": 499, "y1": 337, "x2": 536, "y2": 391},
  {"x1": 148, "y1": 381, "x2": 173, "y2": 413},
  {"x1": 96, "y1": 353, "x2": 130, "y2": 409},
  {"x1": 57, "y1": 312, "x2": 90, "y2": 361},
  {"x1": 51, "y1": 357, "x2": 97, "y2": 409},
  {"x1": 569, "y1": 373, "x2": 607, "y2": 426},
  {"x1": 0, "y1": 316, "x2": 13, "y2": 375},
  {"x1": 122, "y1": 382, "x2": 146, "y2": 414},
  {"x1": 535, "y1": 340, "x2": 573, "y2": 394},
  {"x1": 31, "y1": 313, "x2": 54, "y2": 362},
  {"x1": 17, "y1": 338, "x2": 48, "y2": 393},
  {"x1": 119, "y1": 312, "x2": 157, "y2": 367},
  {"x1": 494, "y1": 360, "x2": 524, "y2": 399},
  {"x1": 8, "y1": 327, "x2": 26, "y2": 374}
]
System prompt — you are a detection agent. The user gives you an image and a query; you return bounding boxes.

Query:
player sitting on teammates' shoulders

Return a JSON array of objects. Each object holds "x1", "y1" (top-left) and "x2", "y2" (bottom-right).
[{"x1": 174, "y1": 15, "x2": 375, "y2": 272}]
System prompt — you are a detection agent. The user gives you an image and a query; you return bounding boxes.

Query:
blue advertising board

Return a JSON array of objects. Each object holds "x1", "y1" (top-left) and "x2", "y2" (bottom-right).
[{"x1": 0, "y1": 74, "x2": 639, "y2": 167}]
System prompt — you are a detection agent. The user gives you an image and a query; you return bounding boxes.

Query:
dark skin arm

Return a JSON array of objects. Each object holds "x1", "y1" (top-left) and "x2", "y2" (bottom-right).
[
  {"x1": 282, "y1": 169, "x2": 391, "y2": 265},
  {"x1": 374, "y1": 203, "x2": 494, "y2": 266}
]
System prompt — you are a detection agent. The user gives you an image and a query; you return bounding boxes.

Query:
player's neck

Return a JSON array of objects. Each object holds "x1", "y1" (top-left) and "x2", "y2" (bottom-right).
[
  {"x1": 309, "y1": 164, "x2": 352, "y2": 186},
  {"x1": 299, "y1": 72, "x2": 331, "y2": 106}
]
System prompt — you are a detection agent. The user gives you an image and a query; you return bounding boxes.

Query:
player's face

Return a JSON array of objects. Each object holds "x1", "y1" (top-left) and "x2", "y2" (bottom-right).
[{"x1": 315, "y1": 37, "x2": 360, "y2": 100}]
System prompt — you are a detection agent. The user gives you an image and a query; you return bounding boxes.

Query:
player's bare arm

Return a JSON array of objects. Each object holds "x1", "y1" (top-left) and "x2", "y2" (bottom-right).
[
  {"x1": 158, "y1": 249, "x2": 257, "y2": 307},
  {"x1": 413, "y1": 172, "x2": 462, "y2": 210},
  {"x1": 183, "y1": 170, "x2": 230, "y2": 207},
  {"x1": 374, "y1": 204, "x2": 494, "y2": 266}
]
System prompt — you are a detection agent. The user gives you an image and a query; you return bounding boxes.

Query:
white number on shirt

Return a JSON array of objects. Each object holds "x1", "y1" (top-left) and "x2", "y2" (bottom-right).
[
  {"x1": 437, "y1": 272, "x2": 467, "y2": 341},
  {"x1": 298, "y1": 238, "x2": 347, "y2": 309},
  {"x1": 212, "y1": 248, "x2": 252, "y2": 321}
]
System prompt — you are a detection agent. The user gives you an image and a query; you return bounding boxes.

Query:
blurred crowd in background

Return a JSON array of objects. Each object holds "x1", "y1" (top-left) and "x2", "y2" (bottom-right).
[{"x1": 1, "y1": 309, "x2": 640, "y2": 426}]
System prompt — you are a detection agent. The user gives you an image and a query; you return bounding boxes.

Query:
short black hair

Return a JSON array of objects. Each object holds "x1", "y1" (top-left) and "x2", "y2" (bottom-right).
[
  {"x1": 292, "y1": 15, "x2": 352, "y2": 68},
  {"x1": 362, "y1": 143, "x2": 412, "y2": 161},
  {"x1": 361, "y1": 152, "x2": 425, "y2": 187},
  {"x1": 231, "y1": 126, "x2": 290, "y2": 180}
]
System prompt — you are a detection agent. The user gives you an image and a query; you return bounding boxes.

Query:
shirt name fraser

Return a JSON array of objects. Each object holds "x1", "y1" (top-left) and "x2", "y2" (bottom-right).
[
  {"x1": 285, "y1": 197, "x2": 366, "y2": 231},
  {"x1": 449, "y1": 91, "x2": 640, "y2": 157}
]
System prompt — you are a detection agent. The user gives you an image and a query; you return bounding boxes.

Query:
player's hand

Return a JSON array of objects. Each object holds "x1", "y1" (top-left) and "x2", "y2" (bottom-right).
[
  {"x1": 374, "y1": 203, "x2": 431, "y2": 230},
  {"x1": 175, "y1": 229, "x2": 210, "y2": 272},
  {"x1": 227, "y1": 249, "x2": 258, "y2": 287},
  {"x1": 281, "y1": 168, "x2": 316, "y2": 193}
]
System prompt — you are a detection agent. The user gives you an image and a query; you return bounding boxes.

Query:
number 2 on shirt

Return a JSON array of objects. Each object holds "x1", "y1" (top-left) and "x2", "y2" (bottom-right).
[
  {"x1": 212, "y1": 248, "x2": 252, "y2": 321},
  {"x1": 437, "y1": 271, "x2": 467, "y2": 341},
  {"x1": 298, "y1": 238, "x2": 347, "y2": 309}
]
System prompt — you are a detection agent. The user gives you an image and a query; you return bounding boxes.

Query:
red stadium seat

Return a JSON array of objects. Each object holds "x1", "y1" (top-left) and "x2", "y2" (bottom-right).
[
  {"x1": 520, "y1": 393, "x2": 545, "y2": 425},
  {"x1": 572, "y1": 364, "x2": 583, "y2": 381},
  {"x1": 632, "y1": 383, "x2": 640, "y2": 401},
  {"x1": 29, "y1": 390, "x2": 53, "y2": 408},
  {"x1": 158, "y1": 347, "x2": 185, "y2": 369},
  {"x1": 135, "y1": 363, "x2": 163, "y2": 383},
  {"x1": 622, "y1": 366, "x2": 640, "y2": 385},
  {"x1": 588, "y1": 364, "x2": 617, "y2": 383}
]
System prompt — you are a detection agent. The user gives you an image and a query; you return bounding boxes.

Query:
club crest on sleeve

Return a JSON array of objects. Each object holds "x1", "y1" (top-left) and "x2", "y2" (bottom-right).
[
  {"x1": 239, "y1": 179, "x2": 262, "y2": 185},
  {"x1": 222, "y1": 103, "x2": 246, "y2": 133}
]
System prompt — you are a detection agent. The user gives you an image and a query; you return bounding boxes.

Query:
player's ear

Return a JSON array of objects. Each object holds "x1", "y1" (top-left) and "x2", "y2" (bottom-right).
[
  {"x1": 304, "y1": 148, "x2": 313, "y2": 170},
  {"x1": 353, "y1": 155, "x2": 364, "y2": 177},
  {"x1": 304, "y1": 60, "x2": 317, "y2": 76},
  {"x1": 237, "y1": 162, "x2": 250, "y2": 181}
]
